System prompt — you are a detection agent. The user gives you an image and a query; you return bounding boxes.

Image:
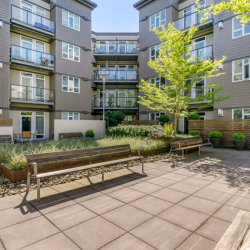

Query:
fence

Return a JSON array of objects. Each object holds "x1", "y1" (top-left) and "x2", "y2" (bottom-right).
[
  {"x1": 0, "y1": 119, "x2": 13, "y2": 127},
  {"x1": 122, "y1": 120, "x2": 159, "y2": 126},
  {"x1": 189, "y1": 119, "x2": 250, "y2": 148}
]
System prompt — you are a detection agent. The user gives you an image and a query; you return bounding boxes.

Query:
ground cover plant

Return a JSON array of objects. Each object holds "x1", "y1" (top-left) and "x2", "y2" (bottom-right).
[{"x1": 0, "y1": 137, "x2": 167, "y2": 171}]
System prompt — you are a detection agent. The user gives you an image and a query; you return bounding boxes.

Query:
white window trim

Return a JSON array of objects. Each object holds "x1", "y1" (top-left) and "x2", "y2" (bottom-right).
[
  {"x1": 232, "y1": 108, "x2": 250, "y2": 119},
  {"x1": 62, "y1": 9, "x2": 80, "y2": 31},
  {"x1": 149, "y1": 77, "x2": 166, "y2": 89},
  {"x1": 150, "y1": 9, "x2": 166, "y2": 31},
  {"x1": 149, "y1": 44, "x2": 161, "y2": 61},
  {"x1": 62, "y1": 75, "x2": 80, "y2": 93},
  {"x1": 62, "y1": 42, "x2": 80, "y2": 62},
  {"x1": 62, "y1": 112, "x2": 80, "y2": 120},
  {"x1": 232, "y1": 58, "x2": 250, "y2": 82},
  {"x1": 149, "y1": 112, "x2": 166, "y2": 121},
  {"x1": 232, "y1": 18, "x2": 250, "y2": 39}
]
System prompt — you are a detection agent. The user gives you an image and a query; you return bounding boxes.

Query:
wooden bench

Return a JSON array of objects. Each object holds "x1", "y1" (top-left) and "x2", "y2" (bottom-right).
[
  {"x1": 26, "y1": 144, "x2": 144, "y2": 201},
  {"x1": 214, "y1": 210, "x2": 250, "y2": 250},
  {"x1": 0, "y1": 135, "x2": 12, "y2": 144},
  {"x1": 59, "y1": 132, "x2": 84, "y2": 140},
  {"x1": 169, "y1": 136, "x2": 213, "y2": 157}
]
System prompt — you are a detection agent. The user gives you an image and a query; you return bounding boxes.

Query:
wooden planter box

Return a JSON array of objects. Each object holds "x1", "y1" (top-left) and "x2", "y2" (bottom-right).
[{"x1": 0, "y1": 163, "x2": 27, "y2": 183}]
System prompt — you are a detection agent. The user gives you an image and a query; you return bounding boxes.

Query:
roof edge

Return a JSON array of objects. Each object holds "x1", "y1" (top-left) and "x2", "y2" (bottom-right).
[
  {"x1": 133, "y1": 0, "x2": 155, "y2": 10},
  {"x1": 91, "y1": 31, "x2": 139, "y2": 36},
  {"x1": 75, "y1": 0, "x2": 97, "y2": 10}
]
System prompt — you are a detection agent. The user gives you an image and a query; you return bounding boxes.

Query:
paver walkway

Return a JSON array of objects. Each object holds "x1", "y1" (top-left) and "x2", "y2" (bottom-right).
[{"x1": 1, "y1": 147, "x2": 250, "y2": 250}]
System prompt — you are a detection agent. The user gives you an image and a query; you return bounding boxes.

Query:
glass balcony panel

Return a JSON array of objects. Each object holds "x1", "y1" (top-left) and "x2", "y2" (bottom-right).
[
  {"x1": 95, "y1": 43, "x2": 138, "y2": 54},
  {"x1": 12, "y1": 5, "x2": 54, "y2": 33},
  {"x1": 94, "y1": 97, "x2": 138, "y2": 108},
  {"x1": 127, "y1": 44, "x2": 137, "y2": 54},
  {"x1": 11, "y1": 85, "x2": 54, "y2": 103},
  {"x1": 11, "y1": 45, "x2": 54, "y2": 69},
  {"x1": 94, "y1": 70, "x2": 138, "y2": 81}
]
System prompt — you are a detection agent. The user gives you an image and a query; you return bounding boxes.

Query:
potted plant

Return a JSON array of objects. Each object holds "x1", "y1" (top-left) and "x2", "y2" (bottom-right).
[
  {"x1": 86, "y1": 130, "x2": 94, "y2": 138},
  {"x1": 209, "y1": 131, "x2": 223, "y2": 148},
  {"x1": 233, "y1": 132, "x2": 247, "y2": 150},
  {"x1": 159, "y1": 115, "x2": 169, "y2": 125}
]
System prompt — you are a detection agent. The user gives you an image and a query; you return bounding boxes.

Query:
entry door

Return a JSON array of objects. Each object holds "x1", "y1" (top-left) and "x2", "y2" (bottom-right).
[{"x1": 22, "y1": 117, "x2": 31, "y2": 132}]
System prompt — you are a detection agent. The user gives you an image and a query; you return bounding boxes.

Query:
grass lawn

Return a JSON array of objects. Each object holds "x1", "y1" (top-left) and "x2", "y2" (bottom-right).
[{"x1": 0, "y1": 137, "x2": 167, "y2": 171}]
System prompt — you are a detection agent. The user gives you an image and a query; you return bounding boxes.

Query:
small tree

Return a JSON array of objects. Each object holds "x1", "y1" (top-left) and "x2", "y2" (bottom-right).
[
  {"x1": 138, "y1": 24, "x2": 230, "y2": 134},
  {"x1": 105, "y1": 110, "x2": 125, "y2": 127},
  {"x1": 196, "y1": 0, "x2": 250, "y2": 25}
]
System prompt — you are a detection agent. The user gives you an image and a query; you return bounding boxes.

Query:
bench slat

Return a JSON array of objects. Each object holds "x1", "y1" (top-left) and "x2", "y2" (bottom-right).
[
  {"x1": 35, "y1": 156, "x2": 143, "y2": 179},
  {"x1": 27, "y1": 144, "x2": 130, "y2": 161},
  {"x1": 214, "y1": 211, "x2": 250, "y2": 250}
]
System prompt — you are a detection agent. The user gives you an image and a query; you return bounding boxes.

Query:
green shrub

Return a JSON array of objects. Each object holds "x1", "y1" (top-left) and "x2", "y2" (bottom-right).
[
  {"x1": 86, "y1": 130, "x2": 94, "y2": 138},
  {"x1": 105, "y1": 110, "x2": 125, "y2": 127},
  {"x1": 164, "y1": 123, "x2": 174, "y2": 138},
  {"x1": 189, "y1": 131, "x2": 200, "y2": 136},
  {"x1": 107, "y1": 125, "x2": 166, "y2": 138},
  {"x1": 233, "y1": 132, "x2": 246, "y2": 140},
  {"x1": 209, "y1": 131, "x2": 223, "y2": 138},
  {"x1": 187, "y1": 113, "x2": 200, "y2": 121},
  {"x1": 159, "y1": 115, "x2": 169, "y2": 124}
]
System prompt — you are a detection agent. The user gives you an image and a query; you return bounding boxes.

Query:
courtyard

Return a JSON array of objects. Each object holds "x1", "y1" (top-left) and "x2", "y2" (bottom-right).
[{"x1": 0, "y1": 147, "x2": 250, "y2": 250}]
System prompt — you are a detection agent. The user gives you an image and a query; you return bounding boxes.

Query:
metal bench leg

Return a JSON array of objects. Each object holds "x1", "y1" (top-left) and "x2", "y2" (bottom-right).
[
  {"x1": 37, "y1": 179, "x2": 40, "y2": 201},
  {"x1": 142, "y1": 160, "x2": 144, "y2": 174},
  {"x1": 26, "y1": 172, "x2": 31, "y2": 194},
  {"x1": 199, "y1": 147, "x2": 201, "y2": 156},
  {"x1": 102, "y1": 166, "x2": 104, "y2": 183},
  {"x1": 182, "y1": 150, "x2": 184, "y2": 158}
]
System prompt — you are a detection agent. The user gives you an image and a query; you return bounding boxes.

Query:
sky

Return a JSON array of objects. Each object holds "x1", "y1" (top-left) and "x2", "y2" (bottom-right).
[{"x1": 91, "y1": 0, "x2": 139, "y2": 33}]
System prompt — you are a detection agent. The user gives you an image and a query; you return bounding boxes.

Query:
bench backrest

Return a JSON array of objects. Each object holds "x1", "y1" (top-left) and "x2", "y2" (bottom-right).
[
  {"x1": 0, "y1": 135, "x2": 11, "y2": 143},
  {"x1": 59, "y1": 132, "x2": 83, "y2": 139},
  {"x1": 26, "y1": 144, "x2": 132, "y2": 174},
  {"x1": 169, "y1": 137, "x2": 203, "y2": 149}
]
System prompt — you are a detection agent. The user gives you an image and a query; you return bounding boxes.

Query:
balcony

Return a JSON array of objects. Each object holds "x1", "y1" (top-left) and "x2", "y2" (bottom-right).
[
  {"x1": 11, "y1": 5, "x2": 54, "y2": 41},
  {"x1": 188, "y1": 45, "x2": 213, "y2": 61},
  {"x1": 93, "y1": 43, "x2": 138, "y2": 62},
  {"x1": 174, "y1": 6, "x2": 213, "y2": 33},
  {"x1": 10, "y1": 85, "x2": 55, "y2": 105},
  {"x1": 93, "y1": 70, "x2": 138, "y2": 85},
  {"x1": 94, "y1": 97, "x2": 138, "y2": 109},
  {"x1": 184, "y1": 86, "x2": 213, "y2": 104},
  {"x1": 11, "y1": 45, "x2": 54, "y2": 74}
]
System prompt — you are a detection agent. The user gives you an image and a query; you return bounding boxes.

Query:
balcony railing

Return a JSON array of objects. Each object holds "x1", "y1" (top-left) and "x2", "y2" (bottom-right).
[
  {"x1": 11, "y1": 5, "x2": 54, "y2": 33},
  {"x1": 94, "y1": 97, "x2": 138, "y2": 109},
  {"x1": 187, "y1": 45, "x2": 213, "y2": 60},
  {"x1": 11, "y1": 45, "x2": 54, "y2": 69},
  {"x1": 174, "y1": 6, "x2": 212, "y2": 31},
  {"x1": 94, "y1": 43, "x2": 138, "y2": 54},
  {"x1": 94, "y1": 70, "x2": 138, "y2": 81},
  {"x1": 11, "y1": 84, "x2": 55, "y2": 104}
]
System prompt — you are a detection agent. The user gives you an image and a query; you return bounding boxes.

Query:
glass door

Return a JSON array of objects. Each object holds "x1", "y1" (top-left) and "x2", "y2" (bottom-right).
[
  {"x1": 21, "y1": 1, "x2": 33, "y2": 24},
  {"x1": 117, "y1": 90, "x2": 126, "y2": 108},
  {"x1": 21, "y1": 37, "x2": 32, "y2": 62},
  {"x1": 36, "y1": 41, "x2": 44, "y2": 64},
  {"x1": 22, "y1": 117, "x2": 31, "y2": 132},
  {"x1": 118, "y1": 66, "x2": 126, "y2": 80},
  {"x1": 184, "y1": 7, "x2": 192, "y2": 29},
  {"x1": 194, "y1": 37, "x2": 205, "y2": 59},
  {"x1": 118, "y1": 41, "x2": 126, "y2": 54},
  {"x1": 127, "y1": 90, "x2": 135, "y2": 107},
  {"x1": 35, "y1": 75, "x2": 45, "y2": 102},
  {"x1": 127, "y1": 66, "x2": 136, "y2": 80},
  {"x1": 36, "y1": 112, "x2": 44, "y2": 139},
  {"x1": 21, "y1": 72, "x2": 33, "y2": 101},
  {"x1": 106, "y1": 90, "x2": 115, "y2": 107}
]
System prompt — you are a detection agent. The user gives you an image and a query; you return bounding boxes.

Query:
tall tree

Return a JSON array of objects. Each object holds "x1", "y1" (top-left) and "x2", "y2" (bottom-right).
[
  {"x1": 196, "y1": 0, "x2": 250, "y2": 25},
  {"x1": 138, "y1": 24, "x2": 230, "y2": 134}
]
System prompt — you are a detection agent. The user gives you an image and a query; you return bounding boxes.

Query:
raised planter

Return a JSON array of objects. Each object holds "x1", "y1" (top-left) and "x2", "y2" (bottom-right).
[
  {"x1": 233, "y1": 139, "x2": 247, "y2": 150},
  {"x1": 0, "y1": 163, "x2": 27, "y2": 182},
  {"x1": 131, "y1": 147, "x2": 169, "y2": 156},
  {"x1": 210, "y1": 138, "x2": 222, "y2": 148}
]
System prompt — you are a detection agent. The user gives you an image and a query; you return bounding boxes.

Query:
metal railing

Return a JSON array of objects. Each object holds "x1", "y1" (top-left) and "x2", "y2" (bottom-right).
[
  {"x1": 94, "y1": 70, "x2": 138, "y2": 81},
  {"x1": 11, "y1": 45, "x2": 54, "y2": 69},
  {"x1": 186, "y1": 45, "x2": 213, "y2": 60},
  {"x1": 94, "y1": 43, "x2": 138, "y2": 54},
  {"x1": 11, "y1": 84, "x2": 55, "y2": 103},
  {"x1": 94, "y1": 97, "x2": 138, "y2": 108},
  {"x1": 11, "y1": 5, "x2": 54, "y2": 33},
  {"x1": 184, "y1": 86, "x2": 205, "y2": 98},
  {"x1": 174, "y1": 6, "x2": 212, "y2": 31}
]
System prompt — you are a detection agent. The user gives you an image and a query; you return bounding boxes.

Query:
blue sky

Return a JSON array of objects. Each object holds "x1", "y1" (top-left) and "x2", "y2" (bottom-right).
[{"x1": 91, "y1": 0, "x2": 139, "y2": 32}]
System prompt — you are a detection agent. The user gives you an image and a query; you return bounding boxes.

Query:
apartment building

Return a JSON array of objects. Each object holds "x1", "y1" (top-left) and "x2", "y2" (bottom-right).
[
  {"x1": 134, "y1": 0, "x2": 250, "y2": 132},
  {"x1": 0, "y1": 0, "x2": 249, "y2": 139},
  {"x1": 0, "y1": 0, "x2": 96, "y2": 139}
]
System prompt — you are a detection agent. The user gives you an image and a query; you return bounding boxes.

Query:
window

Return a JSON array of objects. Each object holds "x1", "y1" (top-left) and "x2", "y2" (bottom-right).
[
  {"x1": 233, "y1": 18, "x2": 250, "y2": 38},
  {"x1": 62, "y1": 9, "x2": 80, "y2": 31},
  {"x1": 149, "y1": 113, "x2": 165, "y2": 120},
  {"x1": 150, "y1": 44, "x2": 161, "y2": 61},
  {"x1": 62, "y1": 76, "x2": 80, "y2": 93},
  {"x1": 150, "y1": 10, "x2": 166, "y2": 31},
  {"x1": 62, "y1": 42, "x2": 80, "y2": 62},
  {"x1": 233, "y1": 109, "x2": 250, "y2": 119},
  {"x1": 233, "y1": 59, "x2": 250, "y2": 82},
  {"x1": 149, "y1": 77, "x2": 166, "y2": 89},
  {"x1": 62, "y1": 112, "x2": 79, "y2": 120}
]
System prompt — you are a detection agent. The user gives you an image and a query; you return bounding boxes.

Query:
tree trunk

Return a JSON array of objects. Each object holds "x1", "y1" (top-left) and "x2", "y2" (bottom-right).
[{"x1": 174, "y1": 114, "x2": 178, "y2": 135}]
